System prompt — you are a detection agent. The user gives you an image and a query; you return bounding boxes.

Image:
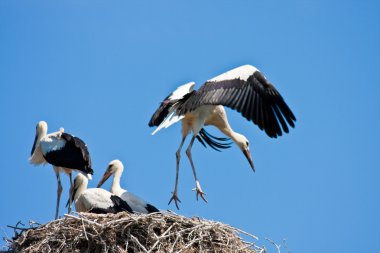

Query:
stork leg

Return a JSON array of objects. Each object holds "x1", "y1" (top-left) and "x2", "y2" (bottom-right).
[
  {"x1": 67, "y1": 172, "x2": 73, "y2": 214},
  {"x1": 53, "y1": 167, "x2": 62, "y2": 220},
  {"x1": 168, "y1": 136, "x2": 186, "y2": 209},
  {"x1": 186, "y1": 135, "x2": 208, "y2": 203}
]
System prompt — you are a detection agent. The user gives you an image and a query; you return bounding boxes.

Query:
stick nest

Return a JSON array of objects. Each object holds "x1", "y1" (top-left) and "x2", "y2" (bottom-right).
[{"x1": 7, "y1": 212, "x2": 264, "y2": 253}]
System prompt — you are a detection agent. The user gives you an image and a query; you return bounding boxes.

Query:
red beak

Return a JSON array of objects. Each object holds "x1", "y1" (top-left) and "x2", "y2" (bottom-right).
[{"x1": 97, "y1": 171, "x2": 112, "y2": 188}]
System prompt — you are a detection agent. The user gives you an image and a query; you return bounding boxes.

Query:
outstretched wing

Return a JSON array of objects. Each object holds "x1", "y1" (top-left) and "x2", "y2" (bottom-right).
[
  {"x1": 148, "y1": 82, "x2": 195, "y2": 134},
  {"x1": 177, "y1": 65, "x2": 296, "y2": 138}
]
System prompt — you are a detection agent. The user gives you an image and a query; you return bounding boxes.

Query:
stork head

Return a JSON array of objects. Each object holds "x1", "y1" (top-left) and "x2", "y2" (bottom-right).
[
  {"x1": 97, "y1": 159, "x2": 124, "y2": 188},
  {"x1": 31, "y1": 121, "x2": 48, "y2": 156},
  {"x1": 232, "y1": 133, "x2": 255, "y2": 172},
  {"x1": 36, "y1": 121, "x2": 48, "y2": 136},
  {"x1": 67, "y1": 173, "x2": 88, "y2": 207}
]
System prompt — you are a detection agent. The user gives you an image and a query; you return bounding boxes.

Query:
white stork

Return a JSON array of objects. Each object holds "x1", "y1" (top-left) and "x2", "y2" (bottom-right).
[
  {"x1": 68, "y1": 173, "x2": 133, "y2": 214},
  {"x1": 97, "y1": 160, "x2": 159, "y2": 214},
  {"x1": 149, "y1": 64, "x2": 296, "y2": 209},
  {"x1": 29, "y1": 121, "x2": 93, "y2": 219}
]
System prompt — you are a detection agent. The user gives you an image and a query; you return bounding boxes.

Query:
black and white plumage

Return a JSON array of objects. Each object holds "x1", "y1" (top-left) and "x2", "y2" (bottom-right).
[
  {"x1": 149, "y1": 65, "x2": 296, "y2": 209},
  {"x1": 29, "y1": 121, "x2": 93, "y2": 219},
  {"x1": 97, "y1": 160, "x2": 159, "y2": 214},
  {"x1": 69, "y1": 173, "x2": 133, "y2": 214}
]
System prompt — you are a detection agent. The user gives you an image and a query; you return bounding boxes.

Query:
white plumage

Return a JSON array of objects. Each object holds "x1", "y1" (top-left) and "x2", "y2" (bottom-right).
[
  {"x1": 208, "y1": 64, "x2": 258, "y2": 82},
  {"x1": 70, "y1": 173, "x2": 133, "y2": 214},
  {"x1": 97, "y1": 160, "x2": 159, "y2": 214},
  {"x1": 169, "y1": 82, "x2": 195, "y2": 100},
  {"x1": 29, "y1": 121, "x2": 93, "y2": 219},
  {"x1": 149, "y1": 64, "x2": 296, "y2": 209}
]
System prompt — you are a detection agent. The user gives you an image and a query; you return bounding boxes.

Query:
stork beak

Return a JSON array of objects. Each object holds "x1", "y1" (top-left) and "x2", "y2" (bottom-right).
[
  {"x1": 97, "y1": 171, "x2": 112, "y2": 188},
  {"x1": 242, "y1": 149, "x2": 255, "y2": 172},
  {"x1": 30, "y1": 132, "x2": 38, "y2": 156},
  {"x1": 66, "y1": 184, "x2": 77, "y2": 208}
]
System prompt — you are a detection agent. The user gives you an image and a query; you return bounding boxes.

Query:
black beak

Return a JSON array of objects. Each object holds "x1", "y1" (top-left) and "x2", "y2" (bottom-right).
[
  {"x1": 31, "y1": 132, "x2": 38, "y2": 156},
  {"x1": 242, "y1": 149, "x2": 255, "y2": 172},
  {"x1": 66, "y1": 184, "x2": 77, "y2": 208}
]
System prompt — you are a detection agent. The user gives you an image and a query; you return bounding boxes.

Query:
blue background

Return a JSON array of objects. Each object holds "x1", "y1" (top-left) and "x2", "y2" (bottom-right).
[{"x1": 1, "y1": 1, "x2": 379, "y2": 252}]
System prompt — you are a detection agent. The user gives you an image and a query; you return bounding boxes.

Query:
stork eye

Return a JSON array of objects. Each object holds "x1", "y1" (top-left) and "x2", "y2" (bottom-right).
[{"x1": 246, "y1": 141, "x2": 249, "y2": 146}]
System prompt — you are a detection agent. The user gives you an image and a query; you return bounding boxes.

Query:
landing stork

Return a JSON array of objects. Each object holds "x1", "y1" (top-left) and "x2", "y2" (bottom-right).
[
  {"x1": 29, "y1": 121, "x2": 93, "y2": 219},
  {"x1": 97, "y1": 160, "x2": 159, "y2": 214},
  {"x1": 68, "y1": 173, "x2": 133, "y2": 214},
  {"x1": 149, "y1": 64, "x2": 296, "y2": 209}
]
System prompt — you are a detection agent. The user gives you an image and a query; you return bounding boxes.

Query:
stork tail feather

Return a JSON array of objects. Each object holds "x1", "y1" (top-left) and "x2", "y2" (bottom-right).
[{"x1": 196, "y1": 129, "x2": 232, "y2": 152}]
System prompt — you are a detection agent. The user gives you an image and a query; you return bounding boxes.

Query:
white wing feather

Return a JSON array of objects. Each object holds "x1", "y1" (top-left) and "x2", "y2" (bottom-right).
[
  {"x1": 208, "y1": 64, "x2": 259, "y2": 82},
  {"x1": 79, "y1": 188, "x2": 114, "y2": 211},
  {"x1": 40, "y1": 131, "x2": 66, "y2": 156},
  {"x1": 168, "y1": 82, "x2": 195, "y2": 100}
]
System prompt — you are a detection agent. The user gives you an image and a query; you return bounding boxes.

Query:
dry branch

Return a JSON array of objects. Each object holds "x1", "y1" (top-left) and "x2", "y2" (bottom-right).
[{"x1": 7, "y1": 211, "x2": 264, "y2": 253}]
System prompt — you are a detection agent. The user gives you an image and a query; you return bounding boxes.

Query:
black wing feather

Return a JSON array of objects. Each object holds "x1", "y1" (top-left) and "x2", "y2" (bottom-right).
[
  {"x1": 149, "y1": 89, "x2": 196, "y2": 127},
  {"x1": 273, "y1": 104, "x2": 289, "y2": 134},
  {"x1": 44, "y1": 133, "x2": 93, "y2": 175},
  {"x1": 177, "y1": 70, "x2": 296, "y2": 138},
  {"x1": 110, "y1": 195, "x2": 134, "y2": 213},
  {"x1": 145, "y1": 204, "x2": 159, "y2": 213},
  {"x1": 148, "y1": 99, "x2": 175, "y2": 127},
  {"x1": 90, "y1": 195, "x2": 134, "y2": 214}
]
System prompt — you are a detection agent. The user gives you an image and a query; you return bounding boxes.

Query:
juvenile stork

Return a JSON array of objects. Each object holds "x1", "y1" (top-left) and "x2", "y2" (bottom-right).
[
  {"x1": 149, "y1": 64, "x2": 296, "y2": 209},
  {"x1": 29, "y1": 121, "x2": 93, "y2": 219},
  {"x1": 97, "y1": 160, "x2": 159, "y2": 214},
  {"x1": 68, "y1": 173, "x2": 133, "y2": 214}
]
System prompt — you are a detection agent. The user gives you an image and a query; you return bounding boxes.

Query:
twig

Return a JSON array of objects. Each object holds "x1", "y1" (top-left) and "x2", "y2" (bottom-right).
[
  {"x1": 130, "y1": 234, "x2": 148, "y2": 253},
  {"x1": 81, "y1": 218, "x2": 89, "y2": 241},
  {"x1": 64, "y1": 214, "x2": 103, "y2": 227},
  {"x1": 177, "y1": 238, "x2": 202, "y2": 253},
  {"x1": 233, "y1": 227, "x2": 259, "y2": 240},
  {"x1": 265, "y1": 238, "x2": 281, "y2": 253},
  {"x1": 147, "y1": 224, "x2": 174, "y2": 253}
]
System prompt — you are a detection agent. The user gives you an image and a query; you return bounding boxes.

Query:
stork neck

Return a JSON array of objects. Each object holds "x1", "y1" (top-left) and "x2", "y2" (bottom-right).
[
  {"x1": 111, "y1": 170, "x2": 125, "y2": 195},
  {"x1": 74, "y1": 179, "x2": 88, "y2": 202},
  {"x1": 34, "y1": 128, "x2": 47, "y2": 149},
  {"x1": 218, "y1": 125, "x2": 236, "y2": 140},
  {"x1": 38, "y1": 126, "x2": 47, "y2": 140},
  {"x1": 219, "y1": 126, "x2": 245, "y2": 146}
]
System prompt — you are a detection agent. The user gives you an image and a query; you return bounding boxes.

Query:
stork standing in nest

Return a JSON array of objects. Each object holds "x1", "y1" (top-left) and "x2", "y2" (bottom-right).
[
  {"x1": 149, "y1": 65, "x2": 296, "y2": 209},
  {"x1": 29, "y1": 121, "x2": 93, "y2": 219}
]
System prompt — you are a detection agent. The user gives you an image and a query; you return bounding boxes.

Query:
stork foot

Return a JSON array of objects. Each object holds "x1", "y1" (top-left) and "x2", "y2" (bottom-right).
[
  {"x1": 168, "y1": 192, "x2": 181, "y2": 210},
  {"x1": 192, "y1": 181, "x2": 208, "y2": 203}
]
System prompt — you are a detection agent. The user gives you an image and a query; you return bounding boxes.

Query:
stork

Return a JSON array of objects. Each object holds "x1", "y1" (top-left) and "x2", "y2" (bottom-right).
[
  {"x1": 29, "y1": 121, "x2": 93, "y2": 219},
  {"x1": 149, "y1": 64, "x2": 296, "y2": 209},
  {"x1": 68, "y1": 173, "x2": 133, "y2": 214},
  {"x1": 97, "y1": 160, "x2": 159, "y2": 214}
]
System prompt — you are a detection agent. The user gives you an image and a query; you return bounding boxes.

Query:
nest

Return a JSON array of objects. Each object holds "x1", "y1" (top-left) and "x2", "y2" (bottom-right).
[{"x1": 7, "y1": 211, "x2": 264, "y2": 253}]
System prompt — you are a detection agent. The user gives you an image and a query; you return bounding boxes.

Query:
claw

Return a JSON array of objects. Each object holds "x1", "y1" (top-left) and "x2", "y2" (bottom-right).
[
  {"x1": 168, "y1": 192, "x2": 181, "y2": 210},
  {"x1": 192, "y1": 182, "x2": 208, "y2": 203}
]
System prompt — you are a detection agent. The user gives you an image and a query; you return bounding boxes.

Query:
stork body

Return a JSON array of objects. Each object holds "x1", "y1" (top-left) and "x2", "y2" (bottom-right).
[
  {"x1": 97, "y1": 160, "x2": 159, "y2": 214},
  {"x1": 70, "y1": 174, "x2": 133, "y2": 214},
  {"x1": 149, "y1": 65, "x2": 296, "y2": 209},
  {"x1": 29, "y1": 121, "x2": 93, "y2": 219}
]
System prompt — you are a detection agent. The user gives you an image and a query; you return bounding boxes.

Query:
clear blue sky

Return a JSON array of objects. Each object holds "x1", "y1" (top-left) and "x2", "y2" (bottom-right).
[{"x1": 1, "y1": 1, "x2": 379, "y2": 252}]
